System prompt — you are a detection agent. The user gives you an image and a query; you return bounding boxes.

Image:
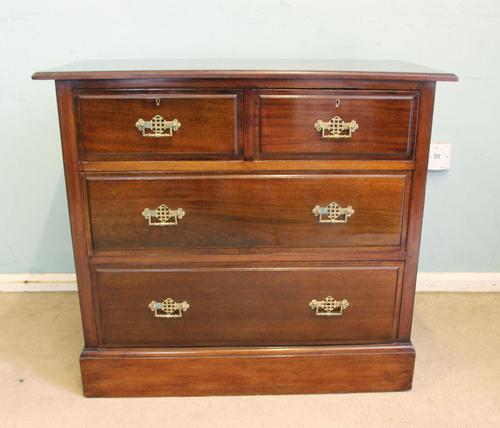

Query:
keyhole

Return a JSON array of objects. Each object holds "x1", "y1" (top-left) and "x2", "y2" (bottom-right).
[
  {"x1": 336, "y1": 99, "x2": 341, "y2": 108},
  {"x1": 155, "y1": 98, "x2": 161, "y2": 107}
]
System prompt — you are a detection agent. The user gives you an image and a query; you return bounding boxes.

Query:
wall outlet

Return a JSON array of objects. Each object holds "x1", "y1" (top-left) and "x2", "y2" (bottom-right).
[{"x1": 428, "y1": 143, "x2": 451, "y2": 170}]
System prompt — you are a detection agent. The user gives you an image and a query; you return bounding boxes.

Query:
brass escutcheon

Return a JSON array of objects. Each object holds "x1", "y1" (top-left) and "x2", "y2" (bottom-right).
[
  {"x1": 149, "y1": 298, "x2": 190, "y2": 318},
  {"x1": 309, "y1": 296, "x2": 349, "y2": 317},
  {"x1": 135, "y1": 114, "x2": 181, "y2": 138},
  {"x1": 312, "y1": 202, "x2": 354, "y2": 224},
  {"x1": 314, "y1": 116, "x2": 358, "y2": 139},
  {"x1": 142, "y1": 204, "x2": 186, "y2": 226}
]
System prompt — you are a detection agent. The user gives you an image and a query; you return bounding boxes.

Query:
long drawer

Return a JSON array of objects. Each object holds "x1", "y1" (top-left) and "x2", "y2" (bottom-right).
[
  {"x1": 93, "y1": 263, "x2": 403, "y2": 347},
  {"x1": 75, "y1": 90, "x2": 242, "y2": 160},
  {"x1": 83, "y1": 173, "x2": 410, "y2": 254},
  {"x1": 257, "y1": 90, "x2": 419, "y2": 159}
]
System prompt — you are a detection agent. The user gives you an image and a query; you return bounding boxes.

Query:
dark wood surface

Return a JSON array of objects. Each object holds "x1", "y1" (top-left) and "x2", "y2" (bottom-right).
[
  {"x1": 80, "y1": 344, "x2": 415, "y2": 397},
  {"x1": 80, "y1": 159, "x2": 416, "y2": 172},
  {"x1": 56, "y1": 82, "x2": 98, "y2": 346},
  {"x1": 69, "y1": 77, "x2": 441, "y2": 91},
  {"x1": 398, "y1": 82, "x2": 437, "y2": 339},
  {"x1": 94, "y1": 264, "x2": 403, "y2": 347},
  {"x1": 76, "y1": 90, "x2": 242, "y2": 160},
  {"x1": 84, "y1": 173, "x2": 409, "y2": 253},
  {"x1": 34, "y1": 62, "x2": 455, "y2": 396},
  {"x1": 32, "y1": 59, "x2": 457, "y2": 81},
  {"x1": 258, "y1": 90, "x2": 418, "y2": 159}
]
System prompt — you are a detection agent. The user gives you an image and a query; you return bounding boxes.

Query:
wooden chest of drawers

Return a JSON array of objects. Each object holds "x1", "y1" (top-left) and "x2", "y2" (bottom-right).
[{"x1": 33, "y1": 60, "x2": 456, "y2": 397}]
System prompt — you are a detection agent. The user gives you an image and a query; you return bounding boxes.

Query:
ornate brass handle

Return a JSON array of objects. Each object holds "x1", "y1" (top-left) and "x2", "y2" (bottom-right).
[
  {"x1": 142, "y1": 204, "x2": 185, "y2": 226},
  {"x1": 135, "y1": 114, "x2": 181, "y2": 137},
  {"x1": 149, "y1": 298, "x2": 189, "y2": 318},
  {"x1": 314, "y1": 116, "x2": 358, "y2": 139},
  {"x1": 309, "y1": 296, "x2": 349, "y2": 317},
  {"x1": 313, "y1": 202, "x2": 354, "y2": 224}
]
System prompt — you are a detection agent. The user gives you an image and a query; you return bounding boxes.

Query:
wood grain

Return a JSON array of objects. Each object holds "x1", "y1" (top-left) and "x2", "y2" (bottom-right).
[
  {"x1": 76, "y1": 90, "x2": 242, "y2": 160},
  {"x1": 68, "y1": 78, "x2": 436, "y2": 91},
  {"x1": 84, "y1": 173, "x2": 410, "y2": 253},
  {"x1": 55, "y1": 82, "x2": 98, "y2": 346},
  {"x1": 32, "y1": 58, "x2": 458, "y2": 81},
  {"x1": 79, "y1": 159, "x2": 416, "y2": 173},
  {"x1": 33, "y1": 62, "x2": 456, "y2": 397},
  {"x1": 93, "y1": 264, "x2": 403, "y2": 347},
  {"x1": 258, "y1": 90, "x2": 418, "y2": 159},
  {"x1": 398, "y1": 82, "x2": 437, "y2": 340},
  {"x1": 80, "y1": 344, "x2": 416, "y2": 397}
]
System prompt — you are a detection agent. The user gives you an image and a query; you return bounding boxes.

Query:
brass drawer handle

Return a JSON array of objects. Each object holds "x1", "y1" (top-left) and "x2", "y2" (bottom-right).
[
  {"x1": 142, "y1": 204, "x2": 185, "y2": 226},
  {"x1": 149, "y1": 298, "x2": 189, "y2": 318},
  {"x1": 313, "y1": 202, "x2": 354, "y2": 224},
  {"x1": 135, "y1": 114, "x2": 181, "y2": 138},
  {"x1": 309, "y1": 296, "x2": 349, "y2": 317},
  {"x1": 314, "y1": 116, "x2": 358, "y2": 139}
]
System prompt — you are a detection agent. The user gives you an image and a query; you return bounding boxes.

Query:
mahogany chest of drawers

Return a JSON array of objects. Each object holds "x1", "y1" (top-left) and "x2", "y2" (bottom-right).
[{"x1": 33, "y1": 60, "x2": 457, "y2": 397}]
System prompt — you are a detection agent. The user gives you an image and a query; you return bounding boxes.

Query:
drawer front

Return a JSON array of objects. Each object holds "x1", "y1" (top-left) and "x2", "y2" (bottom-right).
[
  {"x1": 76, "y1": 91, "x2": 242, "y2": 160},
  {"x1": 94, "y1": 264, "x2": 403, "y2": 347},
  {"x1": 84, "y1": 173, "x2": 409, "y2": 254},
  {"x1": 257, "y1": 90, "x2": 419, "y2": 159}
]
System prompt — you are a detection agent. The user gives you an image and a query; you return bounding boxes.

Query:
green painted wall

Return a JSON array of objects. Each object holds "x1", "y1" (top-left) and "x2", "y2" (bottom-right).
[{"x1": 1, "y1": 0, "x2": 499, "y2": 273}]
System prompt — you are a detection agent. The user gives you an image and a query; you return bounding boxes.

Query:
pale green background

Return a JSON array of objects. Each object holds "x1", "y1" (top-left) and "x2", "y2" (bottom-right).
[{"x1": 1, "y1": 1, "x2": 499, "y2": 273}]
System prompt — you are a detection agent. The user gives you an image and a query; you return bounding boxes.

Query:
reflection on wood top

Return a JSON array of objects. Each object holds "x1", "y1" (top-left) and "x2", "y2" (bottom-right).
[{"x1": 32, "y1": 59, "x2": 458, "y2": 81}]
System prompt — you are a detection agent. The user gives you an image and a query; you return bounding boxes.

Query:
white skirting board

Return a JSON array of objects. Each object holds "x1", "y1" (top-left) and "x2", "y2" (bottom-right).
[
  {"x1": 0, "y1": 273, "x2": 499, "y2": 292},
  {"x1": 416, "y1": 273, "x2": 499, "y2": 292},
  {"x1": 0, "y1": 274, "x2": 77, "y2": 292}
]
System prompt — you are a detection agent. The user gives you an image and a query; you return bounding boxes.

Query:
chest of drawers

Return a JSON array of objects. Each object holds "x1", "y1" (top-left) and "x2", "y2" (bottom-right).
[{"x1": 33, "y1": 60, "x2": 456, "y2": 397}]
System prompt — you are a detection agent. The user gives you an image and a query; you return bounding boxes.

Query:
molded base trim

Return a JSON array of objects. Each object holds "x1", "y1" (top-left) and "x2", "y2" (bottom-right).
[{"x1": 80, "y1": 344, "x2": 415, "y2": 397}]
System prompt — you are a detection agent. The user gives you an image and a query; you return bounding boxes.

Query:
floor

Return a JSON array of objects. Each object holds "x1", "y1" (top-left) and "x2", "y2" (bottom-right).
[{"x1": 0, "y1": 292, "x2": 499, "y2": 428}]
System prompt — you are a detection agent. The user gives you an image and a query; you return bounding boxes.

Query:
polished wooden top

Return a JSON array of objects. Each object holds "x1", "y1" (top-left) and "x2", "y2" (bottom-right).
[{"x1": 32, "y1": 59, "x2": 458, "y2": 81}]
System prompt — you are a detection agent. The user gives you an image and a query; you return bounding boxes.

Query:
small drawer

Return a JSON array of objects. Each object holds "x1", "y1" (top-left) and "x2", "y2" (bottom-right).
[
  {"x1": 257, "y1": 90, "x2": 419, "y2": 159},
  {"x1": 75, "y1": 90, "x2": 242, "y2": 160},
  {"x1": 93, "y1": 264, "x2": 403, "y2": 347},
  {"x1": 84, "y1": 173, "x2": 410, "y2": 254}
]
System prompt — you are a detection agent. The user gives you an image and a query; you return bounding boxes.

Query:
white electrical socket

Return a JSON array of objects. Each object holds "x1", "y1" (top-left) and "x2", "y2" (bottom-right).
[{"x1": 428, "y1": 143, "x2": 451, "y2": 170}]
